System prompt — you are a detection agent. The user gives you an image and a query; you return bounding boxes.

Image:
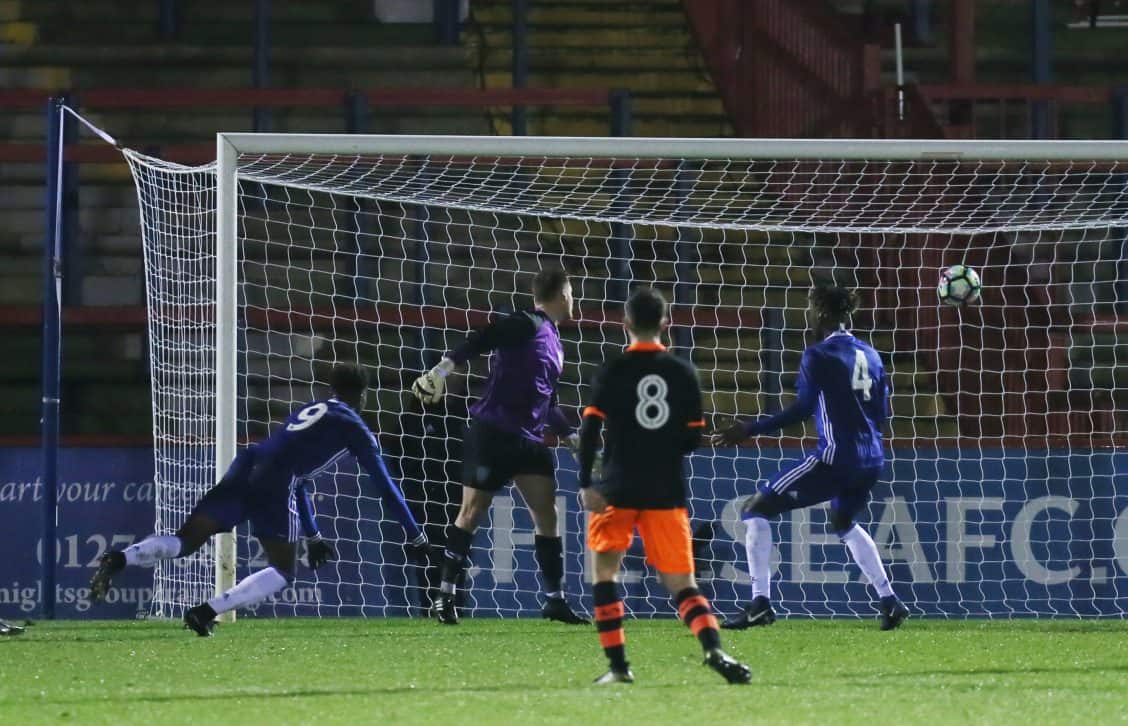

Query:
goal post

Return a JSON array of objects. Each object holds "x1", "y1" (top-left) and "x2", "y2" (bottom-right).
[
  {"x1": 214, "y1": 134, "x2": 239, "y2": 622},
  {"x1": 128, "y1": 133, "x2": 1128, "y2": 621}
]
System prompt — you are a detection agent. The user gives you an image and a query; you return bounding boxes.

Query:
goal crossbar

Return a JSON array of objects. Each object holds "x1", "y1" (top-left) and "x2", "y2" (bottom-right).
[{"x1": 219, "y1": 133, "x2": 1128, "y2": 162}]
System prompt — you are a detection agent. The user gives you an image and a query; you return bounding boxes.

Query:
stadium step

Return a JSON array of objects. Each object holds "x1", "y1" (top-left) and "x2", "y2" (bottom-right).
[
  {"x1": 17, "y1": 0, "x2": 378, "y2": 23},
  {"x1": 5, "y1": 43, "x2": 470, "y2": 69},
  {"x1": 0, "y1": 64, "x2": 69, "y2": 87},
  {"x1": 0, "y1": 329, "x2": 145, "y2": 382},
  {"x1": 471, "y1": 0, "x2": 732, "y2": 137},
  {"x1": 0, "y1": 19, "x2": 35, "y2": 44},
  {"x1": 472, "y1": 2, "x2": 685, "y2": 28},
  {"x1": 69, "y1": 66, "x2": 475, "y2": 90},
  {"x1": 37, "y1": 21, "x2": 441, "y2": 47}
]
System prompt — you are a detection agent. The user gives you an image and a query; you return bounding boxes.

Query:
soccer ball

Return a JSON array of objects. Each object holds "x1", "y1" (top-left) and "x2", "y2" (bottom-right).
[{"x1": 937, "y1": 264, "x2": 981, "y2": 307}]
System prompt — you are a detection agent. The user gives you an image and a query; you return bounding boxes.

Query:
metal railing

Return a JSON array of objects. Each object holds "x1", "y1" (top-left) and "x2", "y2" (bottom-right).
[{"x1": 919, "y1": 84, "x2": 1128, "y2": 139}]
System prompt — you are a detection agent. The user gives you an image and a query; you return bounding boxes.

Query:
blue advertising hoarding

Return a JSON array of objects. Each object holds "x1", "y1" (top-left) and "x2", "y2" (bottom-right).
[{"x1": 1, "y1": 446, "x2": 1126, "y2": 619}]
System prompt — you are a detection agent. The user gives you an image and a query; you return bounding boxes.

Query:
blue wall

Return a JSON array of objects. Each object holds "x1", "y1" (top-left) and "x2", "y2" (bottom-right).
[{"x1": 2, "y1": 446, "x2": 1126, "y2": 619}]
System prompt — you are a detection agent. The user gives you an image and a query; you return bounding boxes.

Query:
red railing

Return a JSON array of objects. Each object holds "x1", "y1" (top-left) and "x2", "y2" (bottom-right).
[
  {"x1": 918, "y1": 83, "x2": 1126, "y2": 139},
  {"x1": 0, "y1": 86, "x2": 625, "y2": 164},
  {"x1": 683, "y1": 0, "x2": 881, "y2": 138}
]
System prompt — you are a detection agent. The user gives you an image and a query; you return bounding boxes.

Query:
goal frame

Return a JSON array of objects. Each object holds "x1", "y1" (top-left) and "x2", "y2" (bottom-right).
[{"x1": 212, "y1": 132, "x2": 1128, "y2": 620}]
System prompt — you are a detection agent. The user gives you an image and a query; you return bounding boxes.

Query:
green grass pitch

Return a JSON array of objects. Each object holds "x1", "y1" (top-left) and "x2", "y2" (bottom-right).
[{"x1": 2, "y1": 618, "x2": 1126, "y2": 724}]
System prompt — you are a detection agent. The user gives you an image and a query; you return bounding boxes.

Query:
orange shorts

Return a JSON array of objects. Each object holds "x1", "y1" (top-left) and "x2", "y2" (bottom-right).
[{"x1": 587, "y1": 506, "x2": 693, "y2": 574}]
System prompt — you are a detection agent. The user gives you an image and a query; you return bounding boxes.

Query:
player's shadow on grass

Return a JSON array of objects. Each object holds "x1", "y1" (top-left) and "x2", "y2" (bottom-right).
[
  {"x1": 843, "y1": 664, "x2": 1128, "y2": 682},
  {"x1": 31, "y1": 680, "x2": 688, "y2": 707}
]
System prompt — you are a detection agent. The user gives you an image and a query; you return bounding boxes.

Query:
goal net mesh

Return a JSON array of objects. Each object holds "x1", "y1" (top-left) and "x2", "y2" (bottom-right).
[{"x1": 125, "y1": 144, "x2": 1128, "y2": 620}]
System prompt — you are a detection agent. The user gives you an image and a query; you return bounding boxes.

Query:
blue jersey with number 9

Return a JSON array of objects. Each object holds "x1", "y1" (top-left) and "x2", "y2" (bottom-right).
[
  {"x1": 246, "y1": 397, "x2": 421, "y2": 538},
  {"x1": 746, "y1": 330, "x2": 889, "y2": 469}
]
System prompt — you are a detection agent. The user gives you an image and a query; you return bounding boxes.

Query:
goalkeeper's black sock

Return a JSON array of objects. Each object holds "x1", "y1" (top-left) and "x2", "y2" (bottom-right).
[
  {"x1": 592, "y1": 580, "x2": 628, "y2": 672},
  {"x1": 676, "y1": 587, "x2": 722, "y2": 652},
  {"x1": 534, "y1": 535, "x2": 564, "y2": 596},
  {"x1": 440, "y1": 525, "x2": 473, "y2": 594}
]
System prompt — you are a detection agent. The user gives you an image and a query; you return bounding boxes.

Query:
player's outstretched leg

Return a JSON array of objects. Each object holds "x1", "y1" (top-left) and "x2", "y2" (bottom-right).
[
  {"x1": 673, "y1": 585, "x2": 751, "y2": 684},
  {"x1": 92, "y1": 504, "x2": 226, "y2": 603},
  {"x1": 591, "y1": 580, "x2": 633, "y2": 684},
  {"x1": 91, "y1": 534, "x2": 183, "y2": 603},
  {"x1": 184, "y1": 539, "x2": 295, "y2": 637},
  {"x1": 838, "y1": 523, "x2": 907, "y2": 630},
  {"x1": 0, "y1": 619, "x2": 25, "y2": 636},
  {"x1": 723, "y1": 514, "x2": 776, "y2": 630},
  {"x1": 184, "y1": 567, "x2": 290, "y2": 637}
]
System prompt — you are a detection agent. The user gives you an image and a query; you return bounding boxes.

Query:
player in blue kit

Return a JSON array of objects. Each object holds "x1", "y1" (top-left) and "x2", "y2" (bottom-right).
[
  {"x1": 90, "y1": 363, "x2": 427, "y2": 635},
  {"x1": 411, "y1": 267, "x2": 588, "y2": 625},
  {"x1": 712, "y1": 284, "x2": 909, "y2": 630}
]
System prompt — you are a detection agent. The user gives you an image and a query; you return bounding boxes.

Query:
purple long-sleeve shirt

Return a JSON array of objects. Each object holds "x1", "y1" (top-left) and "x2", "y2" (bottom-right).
[{"x1": 447, "y1": 309, "x2": 572, "y2": 443}]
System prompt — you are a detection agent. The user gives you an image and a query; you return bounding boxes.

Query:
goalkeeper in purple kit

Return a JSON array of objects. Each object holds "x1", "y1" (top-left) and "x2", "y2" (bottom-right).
[
  {"x1": 411, "y1": 267, "x2": 588, "y2": 625},
  {"x1": 90, "y1": 363, "x2": 427, "y2": 635},
  {"x1": 713, "y1": 284, "x2": 909, "y2": 631}
]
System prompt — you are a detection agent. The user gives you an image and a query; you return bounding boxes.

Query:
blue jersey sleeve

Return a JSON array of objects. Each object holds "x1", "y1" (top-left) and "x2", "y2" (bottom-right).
[
  {"x1": 343, "y1": 415, "x2": 423, "y2": 540},
  {"x1": 294, "y1": 481, "x2": 320, "y2": 538},
  {"x1": 745, "y1": 348, "x2": 820, "y2": 435}
]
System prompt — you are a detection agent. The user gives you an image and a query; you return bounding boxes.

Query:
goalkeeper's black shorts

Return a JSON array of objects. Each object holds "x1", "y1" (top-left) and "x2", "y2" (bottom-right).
[{"x1": 462, "y1": 419, "x2": 555, "y2": 491}]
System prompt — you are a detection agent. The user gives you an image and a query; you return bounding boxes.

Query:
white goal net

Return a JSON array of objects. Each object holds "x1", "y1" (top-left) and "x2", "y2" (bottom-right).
[{"x1": 126, "y1": 136, "x2": 1128, "y2": 620}]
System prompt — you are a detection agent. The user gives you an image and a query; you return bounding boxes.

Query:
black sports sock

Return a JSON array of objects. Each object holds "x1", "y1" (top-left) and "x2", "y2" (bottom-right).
[
  {"x1": 440, "y1": 525, "x2": 474, "y2": 590},
  {"x1": 675, "y1": 586, "x2": 722, "y2": 652},
  {"x1": 534, "y1": 535, "x2": 564, "y2": 595},
  {"x1": 593, "y1": 580, "x2": 628, "y2": 671}
]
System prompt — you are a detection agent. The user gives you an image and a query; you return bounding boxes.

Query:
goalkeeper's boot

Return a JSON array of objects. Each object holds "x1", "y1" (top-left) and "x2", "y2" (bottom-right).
[
  {"x1": 593, "y1": 668, "x2": 634, "y2": 685},
  {"x1": 720, "y1": 596, "x2": 775, "y2": 630},
  {"x1": 183, "y1": 604, "x2": 217, "y2": 637},
  {"x1": 704, "y1": 648, "x2": 752, "y2": 685},
  {"x1": 879, "y1": 596, "x2": 909, "y2": 631},
  {"x1": 542, "y1": 596, "x2": 590, "y2": 625},
  {"x1": 432, "y1": 592, "x2": 459, "y2": 625},
  {"x1": 90, "y1": 551, "x2": 126, "y2": 603}
]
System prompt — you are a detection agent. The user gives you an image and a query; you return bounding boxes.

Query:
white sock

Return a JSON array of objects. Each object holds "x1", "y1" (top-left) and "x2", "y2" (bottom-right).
[
  {"x1": 744, "y1": 517, "x2": 772, "y2": 601},
  {"x1": 122, "y1": 535, "x2": 182, "y2": 566},
  {"x1": 841, "y1": 524, "x2": 895, "y2": 598},
  {"x1": 207, "y1": 567, "x2": 289, "y2": 615}
]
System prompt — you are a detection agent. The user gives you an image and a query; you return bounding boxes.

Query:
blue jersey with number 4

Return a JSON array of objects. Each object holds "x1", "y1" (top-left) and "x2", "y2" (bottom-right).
[
  {"x1": 745, "y1": 330, "x2": 888, "y2": 468},
  {"x1": 250, "y1": 398, "x2": 421, "y2": 539}
]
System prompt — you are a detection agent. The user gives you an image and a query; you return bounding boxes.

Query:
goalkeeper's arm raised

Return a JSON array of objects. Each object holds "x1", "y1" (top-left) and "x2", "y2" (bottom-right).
[{"x1": 412, "y1": 312, "x2": 539, "y2": 404}]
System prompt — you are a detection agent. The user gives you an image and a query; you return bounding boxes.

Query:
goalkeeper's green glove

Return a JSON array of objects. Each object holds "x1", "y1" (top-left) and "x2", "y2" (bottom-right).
[
  {"x1": 305, "y1": 534, "x2": 336, "y2": 570},
  {"x1": 412, "y1": 358, "x2": 455, "y2": 405}
]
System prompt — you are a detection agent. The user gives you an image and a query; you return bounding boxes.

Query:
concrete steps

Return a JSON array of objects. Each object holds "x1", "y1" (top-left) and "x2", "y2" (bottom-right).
[{"x1": 469, "y1": 0, "x2": 731, "y2": 138}]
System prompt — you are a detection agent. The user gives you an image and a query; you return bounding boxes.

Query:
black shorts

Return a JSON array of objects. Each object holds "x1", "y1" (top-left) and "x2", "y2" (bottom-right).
[{"x1": 462, "y1": 419, "x2": 555, "y2": 492}]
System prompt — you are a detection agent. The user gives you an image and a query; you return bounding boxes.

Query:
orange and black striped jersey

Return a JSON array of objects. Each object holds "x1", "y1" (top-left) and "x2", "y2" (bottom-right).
[{"x1": 578, "y1": 342, "x2": 705, "y2": 509}]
